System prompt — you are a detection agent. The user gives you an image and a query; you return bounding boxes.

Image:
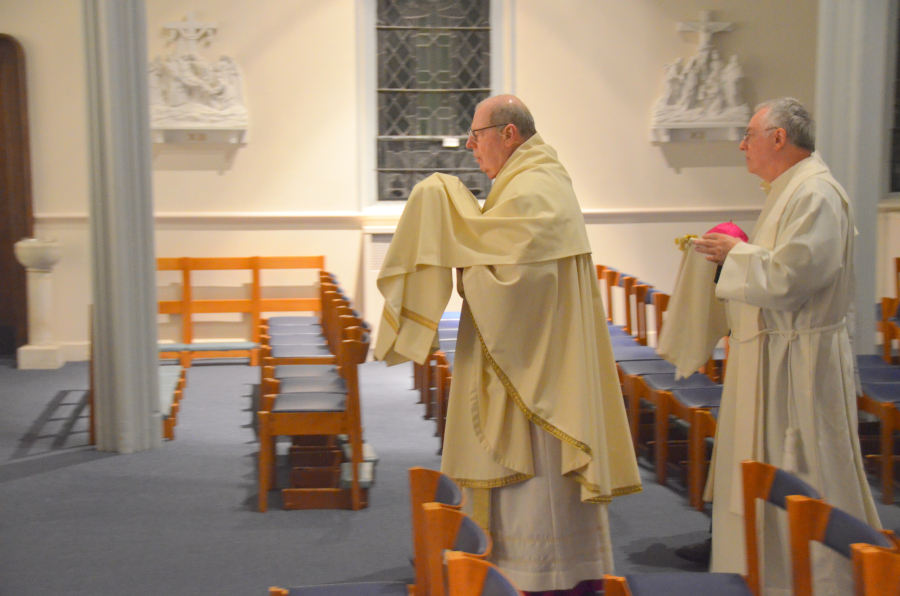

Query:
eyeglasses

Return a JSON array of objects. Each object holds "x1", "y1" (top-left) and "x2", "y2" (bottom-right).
[
  {"x1": 467, "y1": 123, "x2": 510, "y2": 141},
  {"x1": 742, "y1": 127, "x2": 780, "y2": 142}
]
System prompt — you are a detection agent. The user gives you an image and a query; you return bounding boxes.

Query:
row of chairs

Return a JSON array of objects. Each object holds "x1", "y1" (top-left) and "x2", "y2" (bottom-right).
[
  {"x1": 599, "y1": 263, "x2": 900, "y2": 510},
  {"x1": 269, "y1": 466, "x2": 498, "y2": 596},
  {"x1": 606, "y1": 459, "x2": 900, "y2": 596},
  {"x1": 599, "y1": 264, "x2": 726, "y2": 510},
  {"x1": 269, "y1": 462, "x2": 898, "y2": 596},
  {"x1": 257, "y1": 273, "x2": 375, "y2": 511},
  {"x1": 413, "y1": 312, "x2": 459, "y2": 453},
  {"x1": 87, "y1": 310, "x2": 187, "y2": 443}
]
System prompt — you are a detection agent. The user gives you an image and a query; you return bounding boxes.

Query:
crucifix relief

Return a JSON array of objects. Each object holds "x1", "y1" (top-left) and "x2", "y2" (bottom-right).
[
  {"x1": 164, "y1": 12, "x2": 217, "y2": 55},
  {"x1": 650, "y1": 9, "x2": 749, "y2": 142},
  {"x1": 149, "y1": 11, "x2": 248, "y2": 147},
  {"x1": 677, "y1": 10, "x2": 732, "y2": 51}
]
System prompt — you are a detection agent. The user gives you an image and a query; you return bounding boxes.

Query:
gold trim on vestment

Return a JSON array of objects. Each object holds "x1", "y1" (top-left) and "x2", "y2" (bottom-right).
[
  {"x1": 472, "y1": 318, "x2": 641, "y2": 502},
  {"x1": 453, "y1": 472, "x2": 533, "y2": 489},
  {"x1": 382, "y1": 307, "x2": 399, "y2": 332},
  {"x1": 472, "y1": 321, "x2": 592, "y2": 456},
  {"x1": 569, "y1": 470, "x2": 643, "y2": 502},
  {"x1": 471, "y1": 488, "x2": 492, "y2": 533},
  {"x1": 400, "y1": 307, "x2": 438, "y2": 331}
]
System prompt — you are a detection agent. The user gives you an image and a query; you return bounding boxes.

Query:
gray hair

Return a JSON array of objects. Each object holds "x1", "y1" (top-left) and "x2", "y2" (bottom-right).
[
  {"x1": 489, "y1": 101, "x2": 537, "y2": 140},
  {"x1": 755, "y1": 97, "x2": 815, "y2": 152}
]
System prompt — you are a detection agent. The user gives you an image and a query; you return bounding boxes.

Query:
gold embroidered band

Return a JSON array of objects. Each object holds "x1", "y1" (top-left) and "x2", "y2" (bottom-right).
[
  {"x1": 401, "y1": 307, "x2": 438, "y2": 331},
  {"x1": 382, "y1": 307, "x2": 399, "y2": 332}
]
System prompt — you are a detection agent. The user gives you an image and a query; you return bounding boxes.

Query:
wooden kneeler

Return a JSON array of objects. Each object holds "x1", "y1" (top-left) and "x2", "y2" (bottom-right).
[{"x1": 258, "y1": 326, "x2": 369, "y2": 512}]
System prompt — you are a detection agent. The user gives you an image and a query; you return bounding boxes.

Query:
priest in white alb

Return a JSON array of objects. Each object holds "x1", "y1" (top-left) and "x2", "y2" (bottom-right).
[
  {"x1": 374, "y1": 95, "x2": 641, "y2": 594},
  {"x1": 693, "y1": 98, "x2": 881, "y2": 596}
]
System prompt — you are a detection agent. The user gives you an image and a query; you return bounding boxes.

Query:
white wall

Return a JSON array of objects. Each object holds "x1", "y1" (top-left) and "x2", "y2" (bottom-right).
[{"x1": 8, "y1": 0, "x2": 829, "y2": 360}]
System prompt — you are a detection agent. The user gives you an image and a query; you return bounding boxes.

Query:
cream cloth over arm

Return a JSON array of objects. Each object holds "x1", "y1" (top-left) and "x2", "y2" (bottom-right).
[{"x1": 657, "y1": 246, "x2": 729, "y2": 379}]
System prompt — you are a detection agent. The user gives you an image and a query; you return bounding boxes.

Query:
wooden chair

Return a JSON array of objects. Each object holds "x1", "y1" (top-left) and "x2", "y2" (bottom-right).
[
  {"x1": 688, "y1": 408, "x2": 718, "y2": 510},
  {"x1": 445, "y1": 552, "x2": 523, "y2": 596},
  {"x1": 603, "y1": 268, "x2": 620, "y2": 323},
  {"x1": 786, "y1": 495, "x2": 899, "y2": 596},
  {"x1": 422, "y1": 503, "x2": 492, "y2": 596},
  {"x1": 409, "y1": 468, "x2": 464, "y2": 596},
  {"x1": 257, "y1": 324, "x2": 369, "y2": 511},
  {"x1": 605, "y1": 460, "x2": 822, "y2": 596},
  {"x1": 434, "y1": 353, "x2": 452, "y2": 451},
  {"x1": 851, "y1": 543, "x2": 900, "y2": 596},
  {"x1": 856, "y1": 381, "x2": 900, "y2": 504}
]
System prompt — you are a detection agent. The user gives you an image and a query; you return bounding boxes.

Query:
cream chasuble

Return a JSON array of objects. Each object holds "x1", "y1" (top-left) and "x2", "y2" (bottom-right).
[
  {"x1": 706, "y1": 156, "x2": 880, "y2": 596},
  {"x1": 375, "y1": 134, "x2": 641, "y2": 590}
]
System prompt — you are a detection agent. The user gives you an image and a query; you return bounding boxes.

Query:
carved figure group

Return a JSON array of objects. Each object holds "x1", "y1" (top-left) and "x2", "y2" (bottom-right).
[{"x1": 653, "y1": 49, "x2": 748, "y2": 124}]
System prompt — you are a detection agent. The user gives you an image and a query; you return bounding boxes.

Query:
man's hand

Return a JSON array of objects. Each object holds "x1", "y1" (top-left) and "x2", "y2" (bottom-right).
[{"x1": 693, "y1": 233, "x2": 741, "y2": 266}]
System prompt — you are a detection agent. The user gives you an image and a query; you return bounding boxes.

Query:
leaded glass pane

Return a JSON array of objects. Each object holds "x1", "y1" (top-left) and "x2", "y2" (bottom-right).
[{"x1": 377, "y1": 0, "x2": 491, "y2": 200}]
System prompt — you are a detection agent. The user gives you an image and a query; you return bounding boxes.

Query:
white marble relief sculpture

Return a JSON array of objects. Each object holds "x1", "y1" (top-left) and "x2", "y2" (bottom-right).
[
  {"x1": 149, "y1": 13, "x2": 248, "y2": 140},
  {"x1": 651, "y1": 10, "x2": 750, "y2": 142}
]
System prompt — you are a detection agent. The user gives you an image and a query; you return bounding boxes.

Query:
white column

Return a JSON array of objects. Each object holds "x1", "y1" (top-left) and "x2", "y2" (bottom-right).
[
  {"x1": 83, "y1": 0, "x2": 161, "y2": 452},
  {"x1": 816, "y1": 0, "x2": 895, "y2": 355}
]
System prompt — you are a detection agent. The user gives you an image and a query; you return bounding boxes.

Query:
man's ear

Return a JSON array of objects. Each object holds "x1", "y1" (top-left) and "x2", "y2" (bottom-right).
[{"x1": 772, "y1": 128, "x2": 787, "y2": 151}]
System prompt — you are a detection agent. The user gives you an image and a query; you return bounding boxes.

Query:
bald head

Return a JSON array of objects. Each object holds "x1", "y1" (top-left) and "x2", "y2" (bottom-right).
[
  {"x1": 466, "y1": 95, "x2": 536, "y2": 178},
  {"x1": 478, "y1": 95, "x2": 537, "y2": 140}
]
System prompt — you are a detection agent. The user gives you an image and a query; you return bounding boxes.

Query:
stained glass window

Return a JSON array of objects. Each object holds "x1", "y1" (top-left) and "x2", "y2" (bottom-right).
[{"x1": 377, "y1": 0, "x2": 492, "y2": 200}]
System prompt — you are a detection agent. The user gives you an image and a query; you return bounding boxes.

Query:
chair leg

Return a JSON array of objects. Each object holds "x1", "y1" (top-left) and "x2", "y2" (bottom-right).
[
  {"x1": 258, "y1": 412, "x2": 272, "y2": 512},
  {"x1": 655, "y1": 391, "x2": 670, "y2": 486},
  {"x1": 881, "y1": 409, "x2": 894, "y2": 504},
  {"x1": 348, "y1": 431, "x2": 363, "y2": 511}
]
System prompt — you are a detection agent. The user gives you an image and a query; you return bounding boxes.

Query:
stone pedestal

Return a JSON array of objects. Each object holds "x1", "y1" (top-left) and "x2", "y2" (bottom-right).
[{"x1": 14, "y1": 238, "x2": 64, "y2": 369}]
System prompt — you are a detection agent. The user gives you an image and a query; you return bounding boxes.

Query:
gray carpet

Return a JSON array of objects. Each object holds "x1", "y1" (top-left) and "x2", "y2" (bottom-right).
[{"x1": 1, "y1": 358, "x2": 898, "y2": 596}]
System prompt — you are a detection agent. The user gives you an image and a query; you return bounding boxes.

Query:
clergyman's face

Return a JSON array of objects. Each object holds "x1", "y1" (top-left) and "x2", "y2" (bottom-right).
[
  {"x1": 465, "y1": 104, "x2": 507, "y2": 179},
  {"x1": 740, "y1": 108, "x2": 778, "y2": 180}
]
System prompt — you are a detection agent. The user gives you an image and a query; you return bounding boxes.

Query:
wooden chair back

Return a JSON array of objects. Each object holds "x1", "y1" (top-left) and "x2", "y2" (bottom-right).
[
  {"x1": 851, "y1": 543, "x2": 900, "y2": 596},
  {"x1": 445, "y1": 552, "x2": 523, "y2": 596},
  {"x1": 409, "y1": 469, "x2": 464, "y2": 596},
  {"x1": 422, "y1": 504, "x2": 491, "y2": 596},
  {"x1": 741, "y1": 460, "x2": 822, "y2": 595},
  {"x1": 786, "y1": 495, "x2": 898, "y2": 596}
]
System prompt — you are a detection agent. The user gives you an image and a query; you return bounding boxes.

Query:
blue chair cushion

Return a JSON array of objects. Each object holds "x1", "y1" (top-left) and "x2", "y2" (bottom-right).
[
  {"x1": 444, "y1": 351, "x2": 455, "y2": 367},
  {"x1": 278, "y1": 376, "x2": 346, "y2": 393},
  {"x1": 271, "y1": 344, "x2": 332, "y2": 358},
  {"x1": 438, "y1": 319, "x2": 460, "y2": 330},
  {"x1": 189, "y1": 341, "x2": 258, "y2": 351},
  {"x1": 822, "y1": 506, "x2": 893, "y2": 558},
  {"x1": 859, "y1": 368, "x2": 900, "y2": 383},
  {"x1": 857, "y1": 354, "x2": 891, "y2": 369},
  {"x1": 268, "y1": 315, "x2": 319, "y2": 325},
  {"x1": 273, "y1": 392, "x2": 346, "y2": 413},
  {"x1": 623, "y1": 572, "x2": 753, "y2": 596},
  {"x1": 607, "y1": 324, "x2": 630, "y2": 337},
  {"x1": 439, "y1": 339, "x2": 457, "y2": 352},
  {"x1": 670, "y1": 386, "x2": 723, "y2": 409},
  {"x1": 862, "y1": 382, "x2": 900, "y2": 404},
  {"x1": 767, "y1": 468, "x2": 820, "y2": 509},
  {"x1": 435, "y1": 474, "x2": 463, "y2": 506},
  {"x1": 438, "y1": 328, "x2": 458, "y2": 340},
  {"x1": 618, "y1": 359, "x2": 677, "y2": 376},
  {"x1": 610, "y1": 336, "x2": 640, "y2": 347},
  {"x1": 643, "y1": 373, "x2": 718, "y2": 392},
  {"x1": 613, "y1": 346, "x2": 660, "y2": 362},
  {"x1": 274, "y1": 365, "x2": 338, "y2": 378},
  {"x1": 158, "y1": 343, "x2": 189, "y2": 352},
  {"x1": 267, "y1": 334, "x2": 327, "y2": 346}
]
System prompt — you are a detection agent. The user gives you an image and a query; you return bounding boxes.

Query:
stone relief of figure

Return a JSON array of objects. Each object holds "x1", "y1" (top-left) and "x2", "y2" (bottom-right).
[
  {"x1": 658, "y1": 58, "x2": 683, "y2": 107},
  {"x1": 721, "y1": 54, "x2": 744, "y2": 108},
  {"x1": 150, "y1": 50, "x2": 248, "y2": 127}
]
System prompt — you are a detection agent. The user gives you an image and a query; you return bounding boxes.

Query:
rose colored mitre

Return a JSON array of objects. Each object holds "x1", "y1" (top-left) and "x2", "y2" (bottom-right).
[{"x1": 706, "y1": 221, "x2": 749, "y2": 242}]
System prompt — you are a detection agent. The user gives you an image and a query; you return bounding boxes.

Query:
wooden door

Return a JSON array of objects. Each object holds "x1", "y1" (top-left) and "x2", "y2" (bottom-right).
[{"x1": 0, "y1": 34, "x2": 34, "y2": 355}]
